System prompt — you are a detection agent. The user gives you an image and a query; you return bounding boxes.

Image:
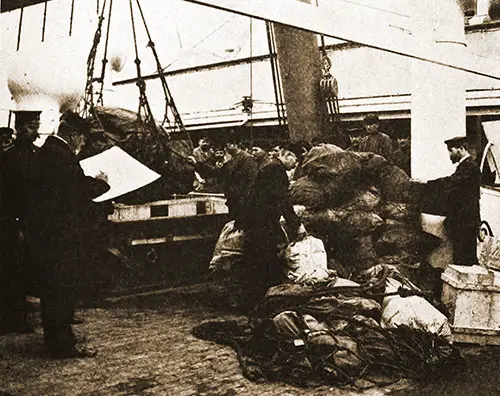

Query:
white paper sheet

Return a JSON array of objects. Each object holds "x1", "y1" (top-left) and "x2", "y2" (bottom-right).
[{"x1": 80, "y1": 146, "x2": 161, "y2": 202}]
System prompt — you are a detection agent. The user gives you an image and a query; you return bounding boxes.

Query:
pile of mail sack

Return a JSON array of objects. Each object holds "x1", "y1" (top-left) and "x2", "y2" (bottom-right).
[
  {"x1": 289, "y1": 144, "x2": 439, "y2": 279},
  {"x1": 194, "y1": 264, "x2": 460, "y2": 388}
]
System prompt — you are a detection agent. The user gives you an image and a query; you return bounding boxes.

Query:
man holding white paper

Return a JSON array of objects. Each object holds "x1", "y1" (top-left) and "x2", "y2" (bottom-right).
[{"x1": 25, "y1": 111, "x2": 111, "y2": 359}]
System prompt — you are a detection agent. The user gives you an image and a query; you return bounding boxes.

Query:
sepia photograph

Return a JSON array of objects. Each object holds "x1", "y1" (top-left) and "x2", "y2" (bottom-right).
[{"x1": 0, "y1": 1, "x2": 499, "y2": 395}]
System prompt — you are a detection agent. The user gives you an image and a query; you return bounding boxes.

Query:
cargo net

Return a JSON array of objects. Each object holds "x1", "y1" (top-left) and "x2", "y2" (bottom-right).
[
  {"x1": 193, "y1": 265, "x2": 461, "y2": 389},
  {"x1": 78, "y1": 0, "x2": 195, "y2": 202},
  {"x1": 80, "y1": 106, "x2": 195, "y2": 202}
]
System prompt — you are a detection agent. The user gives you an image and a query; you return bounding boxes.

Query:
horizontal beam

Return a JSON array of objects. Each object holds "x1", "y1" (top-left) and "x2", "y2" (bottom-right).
[
  {"x1": 113, "y1": 41, "x2": 362, "y2": 86},
  {"x1": 113, "y1": 53, "x2": 273, "y2": 86},
  {"x1": 184, "y1": 0, "x2": 500, "y2": 80},
  {"x1": 1, "y1": 0, "x2": 50, "y2": 13}
]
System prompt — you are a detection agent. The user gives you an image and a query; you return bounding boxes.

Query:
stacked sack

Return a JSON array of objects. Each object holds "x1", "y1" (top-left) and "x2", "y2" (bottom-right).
[{"x1": 291, "y1": 144, "x2": 435, "y2": 278}]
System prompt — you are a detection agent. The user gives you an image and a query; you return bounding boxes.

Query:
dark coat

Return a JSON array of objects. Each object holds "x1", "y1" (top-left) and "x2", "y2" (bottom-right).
[
  {"x1": 0, "y1": 139, "x2": 38, "y2": 223},
  {"x1": 0, "y1": 139, "x2": 38, "y2": 286},
  {"x1": 426, "y1": 156, "x2": 481, "y2": 233},
  {"x1": 245, "y1": 157, "x2": 300, "y2": 234},
  {"x1": 218, "y1": 150, "x2": 258, "y2": 222},
  {"x1": 24, "y1": 136, "x2": 110, "y2": 296}
]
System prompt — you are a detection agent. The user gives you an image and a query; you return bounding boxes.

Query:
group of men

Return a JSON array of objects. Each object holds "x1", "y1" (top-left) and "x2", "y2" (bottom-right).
[
  {"x1": 191, "y1": 122, "x2": 482, "y2": 301},
  {"x1": 0, "y1": 110, "x2": 111, "y2": 358},
  {"x1": 190, "y1": 135, "x2": 307, "y2": 303}
]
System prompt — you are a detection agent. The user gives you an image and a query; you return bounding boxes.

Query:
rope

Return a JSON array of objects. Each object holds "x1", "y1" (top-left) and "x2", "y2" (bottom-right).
[
  {"x1": 16, "y1": 7, "x2": 24, "y2": 51},
  {"x1": 80, "y1": 0, "x2": 107, "y2": 118},
  {"x1": 249, "y1": 17, "x2": 253, "y2": 141},
  {"x1": 265, "y1": 22, "x2": 286, "y2": 127},
  {"x1": 41, "y1": 2, "x2": 48, "y2": 42},
  {"x1": 69, "y1": 0, "x2": 75, "y2": 36},
  {"x1": 134, "y1": 0, "x2": 193, "y2": 147},
  {"x1": 96, "y1": 0, "x2": 114, "y2": 106}
]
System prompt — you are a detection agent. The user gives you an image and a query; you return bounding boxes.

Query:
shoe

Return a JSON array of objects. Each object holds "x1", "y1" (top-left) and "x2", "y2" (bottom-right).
[
  {"x1": 71, "y1": 315, "x2": 84, "y2": 325},
  {"x1": 50, "y1": 344, "x2": 97, "y2": 359}
]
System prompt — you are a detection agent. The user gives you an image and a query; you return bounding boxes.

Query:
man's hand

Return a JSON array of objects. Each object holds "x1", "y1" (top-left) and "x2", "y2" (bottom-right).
[
  {"x1": 296, "y1": 223, "x2": 308, "y2": 241},
  {"x1": 95, "y1": 171, "x2": 108, "y2": 184}
]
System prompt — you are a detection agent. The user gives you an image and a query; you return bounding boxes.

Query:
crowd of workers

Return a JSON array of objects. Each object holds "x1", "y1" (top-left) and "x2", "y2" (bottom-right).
[{"x1": 0, "y1": 110, "x2": 481, "y2": 359}]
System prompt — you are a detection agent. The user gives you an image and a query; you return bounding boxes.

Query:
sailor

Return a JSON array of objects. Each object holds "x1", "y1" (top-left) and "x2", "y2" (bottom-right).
[
  {"x1": 24, "y1": 110, "x2": 110, "y2": 357},
  {"x1": 0, "y1": 111, "x2": 41, "y2": 334}
]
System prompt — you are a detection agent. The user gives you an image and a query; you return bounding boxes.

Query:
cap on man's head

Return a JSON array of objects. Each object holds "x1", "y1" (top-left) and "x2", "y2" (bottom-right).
[
  {"x1": 363, "y1": 113, "x2": 379, "y2": 125},
  {"x1": 14, "y1": 110, "x2": 41, "y2": 125},
  {"x1": 444, "y1": 136, "x2": 469, "y2": 149}
]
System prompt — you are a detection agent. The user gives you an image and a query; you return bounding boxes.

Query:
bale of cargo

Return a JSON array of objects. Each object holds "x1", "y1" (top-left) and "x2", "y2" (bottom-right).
[
  {"x1": 376, "y1": 164, "x2": 411, "y2": 202},
  {"x1": 290, "y1": 176, "x2": 329, "y2": 209},
  {"x1": 375, "y1": 201, "x2": 410, "y2": 222},
  {"x1": 340, "y1": 186, "x2": 381, "y2": 212},
  {"x1": 83, "y1": 106, "x2": 195, "y2": 201},
  {"x1": 352, "y1": 235, "x2": 379, "y2": 267},
  {"x1": 296, "y1": 144, "x2": 362, "y2": 181},
  {"x1": 374, "y1": 227, "x2": 421, "y2": 256},
  {"x1": 352, "y1": 151, "x2": 388, "y2": 177},
  {"x1": 342, "y1": 211, "x2": 384, "y2": 235}
]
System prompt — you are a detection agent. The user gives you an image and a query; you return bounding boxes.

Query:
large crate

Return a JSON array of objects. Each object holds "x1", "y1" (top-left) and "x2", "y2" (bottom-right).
[
  {"x1": 109, "y1": 195, "x2": 228, "y2": 222},
  {"x1": 106, "y1": 196, "x2": 231, "y2": 293},
  {"x1": 441, "y1": 265, "x2": 500, "y2": 345}
]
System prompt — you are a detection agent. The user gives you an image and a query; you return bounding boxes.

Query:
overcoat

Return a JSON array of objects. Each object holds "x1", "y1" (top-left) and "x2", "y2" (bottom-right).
[
  {"x1": 24, "y1": 136, "x2": 110, "y2": 296},
  {"x1": 426, "y1": 156, "x2": 481, "y2": 233}
]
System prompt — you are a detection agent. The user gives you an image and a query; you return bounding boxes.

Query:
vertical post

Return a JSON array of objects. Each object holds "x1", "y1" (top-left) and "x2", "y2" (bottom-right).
[
  {"x1": 272, "y1": 0, "x2": 327, "y2": 143},
  {"x1": 410, "y1": 0, "x2": 467, "y2": 180},
  {"x1": 411, "y1": 0, "x2": 467, "y2": 268}
]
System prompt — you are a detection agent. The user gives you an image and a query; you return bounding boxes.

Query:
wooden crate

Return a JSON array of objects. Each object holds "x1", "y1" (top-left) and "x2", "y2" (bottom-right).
[
  {"x1": 107, "y1": 196, "x2": 231, "y2": 292},
  {"x1": 109, "y1": 195, "x2": 228, "y2": 222},
  {"x1": 441, "y1": 265, "x2": 500, "y2": 345}
]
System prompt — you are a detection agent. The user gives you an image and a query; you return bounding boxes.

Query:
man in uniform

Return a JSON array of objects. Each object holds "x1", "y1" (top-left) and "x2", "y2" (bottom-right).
[
  {"x1": 25, "y1": 110, "x2": 110, "y2": 358},
  {"x1": 0, "y1": 111, "x2": 41, "y2": 335},
  {"x1": 412, "y1": 136, "x2": 481, "y2": 266}
]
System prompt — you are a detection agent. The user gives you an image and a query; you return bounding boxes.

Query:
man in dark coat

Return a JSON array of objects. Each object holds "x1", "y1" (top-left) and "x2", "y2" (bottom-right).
[
  {"x1": 218, "y1": 136, "x2": 258, "y2": 226},
  {"x1": 0, "y1": 112, "x2": 40, "y2": 335},
  {"x1": 242, "y1": 143, "x2": 306, "y2": 301},
  {"x1": 25, "y1": 111, "x2": 110, "y2": 358},
  {"x1": 413, "y1": 136, "x2": 481, "y2": 266}
]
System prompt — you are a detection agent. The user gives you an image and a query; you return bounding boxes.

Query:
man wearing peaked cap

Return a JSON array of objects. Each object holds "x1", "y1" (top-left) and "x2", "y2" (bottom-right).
[
  {"x1": 22, "y1": 110, "x2": 110, "y2": 358},
  {"x1": 412, "y1": 135, "x2": 481, "y2": 266},
  {"x1": 0, "y1": 110, "x2": 41, "y2": 335}
]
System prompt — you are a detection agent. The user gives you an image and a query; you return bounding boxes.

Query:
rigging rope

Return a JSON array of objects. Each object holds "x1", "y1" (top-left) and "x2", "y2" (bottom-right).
[
  {"x1": 41, "y1": 1, "x2": 48, "y2": 42},
  {"x1": 134, "y1": 0, "x2": 193, "y2": 147},
  {"x1": 69, "y1": 0, "x2": 75, "y2": 36},
  {"x1": 96, "y1": 0, "x2": 114, "y2": 106},
  {"x1": 80, "y1": 0, "x2": 107, "y2": 118},
  {"x1": 265, "y1": 21, "x2": 286, "y2": 126},
  {"x1": 249, "y1": 17, "x2": 253, "y2": 141},
  {"x1": 16, "y1": 7, "x2": 24, "y2": 51}
]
